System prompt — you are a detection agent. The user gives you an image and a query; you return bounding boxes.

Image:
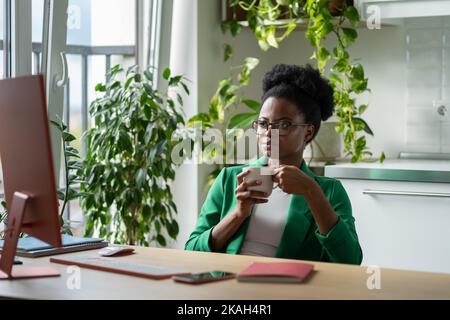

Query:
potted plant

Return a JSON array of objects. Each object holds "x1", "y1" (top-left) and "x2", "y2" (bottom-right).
[{"x1": 80, "y1": 65, "x2": 189, "y2": 246}]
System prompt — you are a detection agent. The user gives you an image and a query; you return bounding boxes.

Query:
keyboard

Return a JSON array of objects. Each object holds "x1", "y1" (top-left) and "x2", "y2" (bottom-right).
[{"x1": 50, "y1": 256, "x2": 190, "y2": 280}]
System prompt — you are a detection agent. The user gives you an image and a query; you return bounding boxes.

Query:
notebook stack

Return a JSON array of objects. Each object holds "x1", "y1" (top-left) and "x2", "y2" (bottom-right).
[{"x1": 0, "y1": 234, "x2": 108, "y2": 258}]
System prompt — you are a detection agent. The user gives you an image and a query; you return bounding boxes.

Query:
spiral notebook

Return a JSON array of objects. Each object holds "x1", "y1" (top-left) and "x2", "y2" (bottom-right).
[{"x1": 0, "y1": 234, "x2": 108, "y2": 258}]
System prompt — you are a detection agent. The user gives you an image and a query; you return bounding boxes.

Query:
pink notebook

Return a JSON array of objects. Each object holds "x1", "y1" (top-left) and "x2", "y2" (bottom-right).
[{"x1": 237, "y1": 262, "x2": 314, "y2": 283}]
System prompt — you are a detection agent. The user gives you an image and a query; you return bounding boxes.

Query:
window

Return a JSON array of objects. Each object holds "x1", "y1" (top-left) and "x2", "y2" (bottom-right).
[
  {"x1": 31, "y1": 0, "x2": 44, "y2": 74},
  {"x1": 63, "y1": 0, "x2": 137, "y2": 234},
  {"x1": 0, "y1": 0, "x2": 162, "y2": 236},
  {"x1": 0, "y1": 0, "x2": 8, "y2": 199},
  {"x1": 0, "y1": 0, "x2": 4, "y2": 79},
  {"x1": 0, "y1": 0, "x2": 9, "y2": 80}
]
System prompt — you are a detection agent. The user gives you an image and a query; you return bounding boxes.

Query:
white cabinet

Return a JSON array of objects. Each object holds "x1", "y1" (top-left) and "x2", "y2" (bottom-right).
[
  {"x1": 356, "y1": 0, "x2": 450, "y2": 19},
  {"x1": 340, "y1": 179, "x2": 450, "y2": 274}
]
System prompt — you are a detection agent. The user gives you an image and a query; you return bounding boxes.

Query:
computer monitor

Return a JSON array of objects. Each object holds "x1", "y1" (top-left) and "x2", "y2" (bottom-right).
[{"x1": 0, "y1": 75, "x2": 62, "y2": 279}]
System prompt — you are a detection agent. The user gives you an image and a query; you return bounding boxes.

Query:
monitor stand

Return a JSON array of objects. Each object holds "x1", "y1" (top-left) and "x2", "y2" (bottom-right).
[{"x1": 0, "y1": 192, "x2": 60, "y2": 280}]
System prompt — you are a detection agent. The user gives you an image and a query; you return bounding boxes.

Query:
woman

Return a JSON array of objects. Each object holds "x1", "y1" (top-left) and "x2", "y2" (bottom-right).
[{"x1": 185, "y1": 64, "x2": 362, "y2": 265}]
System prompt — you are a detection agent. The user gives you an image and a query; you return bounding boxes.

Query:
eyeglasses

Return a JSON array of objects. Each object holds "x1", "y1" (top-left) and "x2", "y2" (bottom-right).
[{"x1": 252, "y1": 119, "x2": 311, "y2": 136}]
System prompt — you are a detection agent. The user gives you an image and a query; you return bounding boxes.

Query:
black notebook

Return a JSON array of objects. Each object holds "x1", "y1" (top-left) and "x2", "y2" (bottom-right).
[{"x1": 0, "y1": 234, "x2": 108, "y2": 258}]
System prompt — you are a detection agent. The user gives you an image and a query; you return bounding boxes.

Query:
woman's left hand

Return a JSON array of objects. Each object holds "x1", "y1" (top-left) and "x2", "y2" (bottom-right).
[{"x1": 272, "y1": 165, "x2": 315, "y2": 196}]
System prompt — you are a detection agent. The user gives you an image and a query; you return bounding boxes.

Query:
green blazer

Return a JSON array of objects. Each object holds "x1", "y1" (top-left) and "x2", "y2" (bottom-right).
[{"x1": 185, "y1": 158, "x2": 363, "y2": 265}]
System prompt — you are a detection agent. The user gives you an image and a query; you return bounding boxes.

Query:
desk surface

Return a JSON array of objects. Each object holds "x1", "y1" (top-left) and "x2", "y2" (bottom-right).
[{"x1": 1, "y1": 247, "x2": 450, "y2": 300}]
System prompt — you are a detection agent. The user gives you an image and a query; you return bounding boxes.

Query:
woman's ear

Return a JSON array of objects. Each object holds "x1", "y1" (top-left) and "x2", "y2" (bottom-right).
[{"x1": 305, "y1": 125, "x2": 315, "y2": 143}]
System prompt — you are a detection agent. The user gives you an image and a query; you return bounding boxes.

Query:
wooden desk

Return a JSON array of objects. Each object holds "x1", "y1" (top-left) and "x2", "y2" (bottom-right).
[{"x1": 1, "y1": 247, "x2": 450, "y2": 299}]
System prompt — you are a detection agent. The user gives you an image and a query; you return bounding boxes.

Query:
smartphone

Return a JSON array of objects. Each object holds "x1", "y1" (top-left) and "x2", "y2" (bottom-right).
[{"x1": 173, "y1": 271, "x2": 236, "y2": 284}]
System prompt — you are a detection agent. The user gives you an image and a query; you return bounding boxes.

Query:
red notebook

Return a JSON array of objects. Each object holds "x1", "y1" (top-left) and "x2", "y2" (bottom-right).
[{"x1": 237, "y1": 262, "x2": 314, "y2": 283}]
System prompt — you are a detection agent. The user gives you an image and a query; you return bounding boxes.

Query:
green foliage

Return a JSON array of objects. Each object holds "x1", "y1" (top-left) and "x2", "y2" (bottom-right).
[
  {"x1": 187, "y1": 58, "x2": 261, "y2": 189},
  {"x1": 51, "y1": 118, "x2": 86, "y2": 235},
  {"x1": 223, "y1": 0, "x2": 385, "y2": 163},
  {"x1": 0, "y1": 200, "x2": 8, "y2": 239},
  {"x1": 81, "y1": 65, "x2": 188, "y2": 246},
  {"x1": 187, "y1": 57, "x2": 260, "y2": 139}
]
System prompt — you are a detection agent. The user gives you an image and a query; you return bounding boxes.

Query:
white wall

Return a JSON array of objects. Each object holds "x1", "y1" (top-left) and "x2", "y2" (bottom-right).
[
  {"x1": 170, "y1": 0, "x2": 199, "y2": 249},
  {"x1": 226, "y1": 21, "x2": 408, "y2": 160}
]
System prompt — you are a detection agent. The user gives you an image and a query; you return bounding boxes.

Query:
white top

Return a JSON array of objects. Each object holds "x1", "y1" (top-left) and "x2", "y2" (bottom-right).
[{"x1": 239, "y1": 187, "x2": 291, "y2": 257}]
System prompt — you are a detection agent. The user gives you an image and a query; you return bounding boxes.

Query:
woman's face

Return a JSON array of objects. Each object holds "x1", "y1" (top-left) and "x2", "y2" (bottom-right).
[{"x1": 257, "y1": 97, "x2": 315, "y2": 161}]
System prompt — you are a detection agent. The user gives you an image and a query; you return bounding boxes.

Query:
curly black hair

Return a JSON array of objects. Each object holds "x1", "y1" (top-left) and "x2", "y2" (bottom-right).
[{"x1": 261, "y1": 64, "x2": 335, "y2": 144}]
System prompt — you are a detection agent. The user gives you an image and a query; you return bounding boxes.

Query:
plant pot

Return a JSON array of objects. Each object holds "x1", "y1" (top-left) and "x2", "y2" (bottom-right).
[
  {"x1": 309, "y1": 121, "x2": 342, "y2": 162},
  {"x1": 223, "y1": 0, "x2": 355, "y2": 22},
  {"x1": 328, "y1": 0, "x2": 354, "y2": 16}
]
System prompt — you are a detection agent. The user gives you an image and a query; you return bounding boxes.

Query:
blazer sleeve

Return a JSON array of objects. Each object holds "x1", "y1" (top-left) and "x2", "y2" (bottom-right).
[
  {"x1": 314, "y1": 180, "x2": 363, "y2": 265},
  {"x1": 184, "y1": 167, "x2": 227, "y2": 252}
]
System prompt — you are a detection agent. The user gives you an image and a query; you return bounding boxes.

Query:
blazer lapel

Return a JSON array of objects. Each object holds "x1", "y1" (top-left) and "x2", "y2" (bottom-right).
[
  {"x1": 275, "y1": 160, "x2": 317, "y2": 258},
  {"x1": 275, "y1": 194, "x2": 314, "y2": 258}
]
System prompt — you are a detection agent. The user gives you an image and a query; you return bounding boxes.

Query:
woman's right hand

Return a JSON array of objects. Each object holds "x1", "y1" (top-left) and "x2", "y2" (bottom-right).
[{"x1": 234, "y1": 170, "x2": 269, "y2": 218}]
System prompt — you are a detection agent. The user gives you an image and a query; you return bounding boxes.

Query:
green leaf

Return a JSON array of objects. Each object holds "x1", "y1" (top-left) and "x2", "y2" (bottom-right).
[
  {"x1": 95, "y1": 83, "x2": 106, "y2": 92},
  {"x1": 344, "y1": 6, "x2": 360, "y2": 28},
  {"x1": 108, "y1": 64, "x2": 124, "y2": 77},
  {"x1": 318, "y1": 46, "x2": 331, "y2": 62},
  {"x1": 169, "y1": 75, "x2": 182, "y2": 86},
  {"x1": 63, "y1": 132, "x2": 77, "y2": 142},
  {"x1": 242, "y1": 99, "x2": 260, "y2": 112},
  {"x1": 176, "y1": 93, "x2": 183, "y2": 106},
  {"x1": 228, "y1": 112, "x2": 258, "y2": 130},
  {"x1": 134, "y1": 74, "x2": 142, "y2": 83},
  {"x1": 244, "y1": 57, "x2": 259, "y2": 71},
  {"x1": 266, "y1": 28, "x2": 279, "y2": 48},
  {"x1": 135, "y1": 168, "x2": 146, "y2": 188},
  {"x1": 167, "y1": 220, "x2": 179, "y2": 240},
  {"x1": 144, "y1": 70, "x2": 153, "y2": 82},
  {"x1": 333, "y1": 58, "x2": 348, "y2": 73},
  {"x1": 181, "y1": 82, "x2": 190, "y2": 95},
  {"x1": 221, "y1": 21, "x2": 230, "y2": 34},
  {"x1": 156, "y1": 234, "x2": 166, "y2": 247},
  {"x1": 163, "y1": 68, "x2": 171, "y2": 80},
  {"x1": 230, "y1": 20, "x2": 242, "y2": 37},
  {"x1": 342, "y1": 28, "x2": 358, "y2": 45},
  {"x1": 224, "y1": 44, "x2": 233, "y2": 62},
  {"x1": 359, "y1": 104, "x2": 368, "y2": 115},
  {"x1": 50, "y1": 120, "x2": 63, "y2": 131},
  {"x1": 66, "y1": 151, "x2": 80, "y2": 158},
  {"x1": 351, "y1": 63, "x2": 365, "y2": 80},
  {"x1": 258, "y1": 40, "x2": 270, "y2": 51},
  {"x1": 57, "y1": 190, "x2": 65, "y2": 201},
  {"x1": 108, "y1": 81, "x2": 121, "y2": 91},
  {"x1": 380, "y1": 152, "x2": 386, "y2": 163},
  {"x1": 209, "y1": 95, "x2": 224, "y2": 122},
  {"x1": 351, "y1": 79, "x2": 368, "y2": 94},
  {"x1": 187, "y1": 113, "x2": 212, "y2": 128}
]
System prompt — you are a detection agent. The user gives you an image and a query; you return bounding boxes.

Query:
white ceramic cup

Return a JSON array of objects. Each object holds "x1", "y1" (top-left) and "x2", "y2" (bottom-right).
[{"x1": 242, "y1": 167, "x2": 277, "y2": 198}]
